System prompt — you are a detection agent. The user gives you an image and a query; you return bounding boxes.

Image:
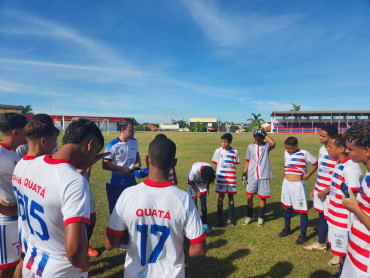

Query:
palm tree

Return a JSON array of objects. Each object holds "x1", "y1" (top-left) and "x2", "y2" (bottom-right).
[
  {"x1": 20, "y1": 105, "x2": 33, "y2": 115},
  {"x1": 290, "y1": 103, "x2": 301, "y2": 111},
  {"x1": 247, "y1": 113, "x2": 265, "y2": 125}
]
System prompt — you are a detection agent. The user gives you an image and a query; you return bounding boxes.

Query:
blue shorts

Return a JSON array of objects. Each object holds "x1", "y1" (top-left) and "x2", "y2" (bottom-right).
[{"x1": 106, "y1": 182, "x2": 136, "y2": 213}]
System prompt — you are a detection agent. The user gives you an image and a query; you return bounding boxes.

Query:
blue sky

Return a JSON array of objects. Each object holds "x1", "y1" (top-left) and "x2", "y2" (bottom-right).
[{"x1": 1, "y1": 0, "x2": 369, "y2": 124}]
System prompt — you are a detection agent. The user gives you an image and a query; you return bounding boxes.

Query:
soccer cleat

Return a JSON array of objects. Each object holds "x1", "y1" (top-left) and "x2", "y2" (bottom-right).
[
  {"x1": 203, "y1": 224, "x2": 211, "y2": 234},
  {"x1": 243, "y1": 217, "x2": 253, "y2": 226},
  {"x1": 88, "y1": 246, "x2": 98, "y2": 257},
  {"x1": 278, "y1": 227, "x2": 292, "y2": 237},
  {"x1": 328, "y1": 255, "x2": 340, "y2": 268},
  {"x1": 227, "y1": 217, "x2": 236, "y2": 226},
  {"x1": 217, "y1": 218, "x2": 223, "y2": 227},
  {"x1": 303, "y1": 242, "x2": 327, "y2": 251},
  {"x1": 257, "y1": 217, "x2": 264, "y2": 227},
  {"x1": 295, "y1": 234, "x2": 307, "y2": 245}
]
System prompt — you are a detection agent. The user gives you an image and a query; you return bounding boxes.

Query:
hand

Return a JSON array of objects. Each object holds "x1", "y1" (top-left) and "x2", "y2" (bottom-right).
[
  {"x1": 342, "y1": 188, "x2": 360, "y2": 214},
  {"x1": 310, "y1": 190, "x2": 314, "y2": 200},
  {"x1": 0, "y1": 199, "x2": 16, "y2": 207},
  {"x1": 317, "y1": 190, "x2": 327, "y2": 201},
  {"x1": 242, "y1": 172, "x2": 248, "y2": 187},
  {"x1": 206, "y1": 190, "x2": 209, "y2": 196},
  {"x1": 196, "y1": 191, "x2": 202, "y2": 197},
  {"x1": 260, "y1": 129, "x2": 267, "y2": 137},
  {"x1": 302, "y1": 174, "x2": 309, "y2": 180}
]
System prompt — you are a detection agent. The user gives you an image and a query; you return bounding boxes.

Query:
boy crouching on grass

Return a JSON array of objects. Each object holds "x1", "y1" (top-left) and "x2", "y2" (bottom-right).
[
  {"x1": 212, "y1": 133, "x2": 240, "y2": 227},
  {"x1": 242, "y1": 128, "x2": 275, "y2": 227},
  {"x1": 278, "y1": 136, "x2": 318, "y2": 245}
]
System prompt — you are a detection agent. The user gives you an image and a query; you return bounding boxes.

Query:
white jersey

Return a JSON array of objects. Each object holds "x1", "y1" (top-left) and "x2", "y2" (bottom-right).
[
  {"x1": 107, "y1": 179, "x2": 206, "y2": 278},
  {"x1": 16, "y1": 142, "x2": 58, "y2": 159},
  {"x1": 12, "y1": 154, "x2": 90, "y2": 278},
  {"x1": 315, "y1": 145, "x2": 337, "y2": 192},
  {"x1": 187, "y1": 162, "x2": 213, "y2": 193},
  {"x1": 212, "y1": 147, "x2": 239, "y2": 186},
  {"x1": 0, "y1": 143, "x2": 19, "y2": 224},
  {"x1": 347, "y1": 173, "x2": 370, "y2": 276},
  {"x1": 245, "y1": 142, "x2": 273, "y2": 181},
  {"x1": 284, "y1": 149, "x2": 317, "y2": 176}
]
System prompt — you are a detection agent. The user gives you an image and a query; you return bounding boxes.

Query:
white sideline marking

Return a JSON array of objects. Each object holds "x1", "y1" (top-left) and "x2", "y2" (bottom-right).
[{"x1": 176, "y1": 135, "x2": 210, "y2": 146}]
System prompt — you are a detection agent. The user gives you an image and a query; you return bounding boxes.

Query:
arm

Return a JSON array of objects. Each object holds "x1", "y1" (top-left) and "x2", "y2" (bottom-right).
[
  {"x1": 244, "y1": 161, "x2": 249, "y2": 173},
  {"x1": 104, "y1": 231, "x2": 125, "y2": 250},
  {"x1": 65, "y1": 222, "x2": 90, "y2": 271},
  {"x1": 265, "y1": 135, "x2": 276, "y2": 150},
  {"x1": 133, "y1": 152, "x2": 141, "y2": 169},
  {"x1": 342, "y1": 188, "x2": 370, "y2": 231},
  {"x1": 302, "y1": 164, "x2": 318, "y2": 180},
  {"x1": 185, "y1": 239, "x2": 207, "y2": 257},
  {"x1": 102, "y1": 159, "x2": 132, "y2": 175},
  {"x1": 317, "y1": 185, "x2": 330, "y2": 200},
  {"x1": 0, "y1": 200, "x2": 18, "y2": 216},
  {"x1": 189, "y1": 180, "x2": 201, "y2": 197}
]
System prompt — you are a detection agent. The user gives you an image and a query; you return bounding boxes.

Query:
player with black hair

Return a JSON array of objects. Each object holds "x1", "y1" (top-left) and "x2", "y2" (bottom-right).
[
  {"x1": 278, "y1": 136, "x2": 318, "y2": 245},
  {"x1": 153, "y1": 134, "x2": 177, "y2": 184},
  {"x1": 341, "y1": 123, "x2": 370, "y2": 278},
  {"x1": 13, "y1": 118, "x2": 104, "y2": 277},
  {"x1": 305, "y1": 124, "x2": 338, "y2": 253},
  {"x1": 187, "y1": 163, "x2": 215, "y2": 233},
  {"x1": 242, "y1": 128, "x2": 275, "y2": 227},
  {"x1": 212, "y1": 133, "x2": 240, "y2": 227},
  {"x1": 105, "y1": 136, "x2": 207, "y2": 278},
  {"x1": 324, "y1": 134, "x2": 363, "y2": 277},
  {"x1": 0, "y1": 112, "x2": 27, "y2": 278}
]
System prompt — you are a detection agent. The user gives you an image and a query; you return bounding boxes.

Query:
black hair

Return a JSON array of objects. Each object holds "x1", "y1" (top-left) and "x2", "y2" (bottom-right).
[
  {"x1": 25, "y1": 120, "x2": 60, "y2": 140},
  {"x1": 33, "y1": 114, "x2": 53, "y2": 125},
  {"x1": 0, "y1": 113, "x2": 28, "y2": 133},
  {"x1": 344, "y1": 123, "x2": 370, "y2": 148},
  {"x1": 119, "y1": 118, "x2": 134, "y2": 131},
  {"x1": 321, "y1": 124, "x2": 338, "y2": 137},
  {"x1": 330, "y1": 134, "x2": 347, "y2": 148},
  {"x1": 284, "y1": 136, "x2": 298, "y2": 146},
  {"x1": 62, "y1": 118, "x2": 104, "y2": 147},
  {"x1": 148, "y1": 136, "x2": 176, "y2": 170},
  {"x1": 200, "y1": 166, "x2": 216, "y2": 185},
  {"x1": 155, "y1": 134, "x2": 167, "y2": 140},
  {"x1": 221, "y1": 133, "x2": 233, "y2": 143}
]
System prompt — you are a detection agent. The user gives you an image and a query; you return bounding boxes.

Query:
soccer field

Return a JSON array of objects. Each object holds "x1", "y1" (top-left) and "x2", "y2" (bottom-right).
[{"x1": 84, "y1": 131, "x2": 367, "y2": 278}]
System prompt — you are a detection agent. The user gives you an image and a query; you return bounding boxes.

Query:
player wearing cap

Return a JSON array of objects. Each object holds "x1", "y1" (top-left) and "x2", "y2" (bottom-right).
[
  {"x1": 13, "y1": 119, "x2": 104, "y2": 278},
  {"x1": 187, "y1": 162, "x2": 216, "y2": 233},
  {"x1": 305, "y1": 125, "x2": 338, "y2": 254},
  {"x1": 212, "y1": 133, "x2": 239, "y2": 227},
  {"x1": 278, "y1": 136, "x2": 318, "y2": 245},
  {"x1": 242, "y1": 128, "x2": 275, "y2": 227},
  {"x1": 341, "y1": 123, "x2": 370, "y2": 278},
  {"x1": 324, "y1": 134, "x2": 362, "y2": 277},
  {"x1": 0, "y1": 113, "x2": 28, "y2": 278},
  {"x1": 103, "y1": 118, "x2": 141, "y2": 214},
  {"x1": 104, "y1": 135, "x2": 207, "y2": 278}
]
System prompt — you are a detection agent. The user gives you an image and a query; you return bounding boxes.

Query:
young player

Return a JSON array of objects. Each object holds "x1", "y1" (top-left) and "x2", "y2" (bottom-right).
[
  {"x1": 187, "y1": 162, "x2": 216, "y2": 233},
  {"x1": 305, "y1": 125, "x2": 338, "y2": 253},
  {"x1": 341, "y1": 123, "x2": 370, "y2": 278},
  {"x1": 242, "y1": 128, "x2": 275, "y2": 227},
  {"x1": 104, "y1": 136, "x2": 207, "y2": 278},
  {"x1": 12, "y1": 119, "x2": 104, "y2": 277},
  {"x1": 212, "y1": 133, "x2": 239, "y2": 227},
  {"x1": 0, "y1": 113, "x2": 27, "y2": 278},
  {"x1": 324, "y1": 134, "x2": 362, "y2": 277},
  {"x1": 154, "y1": 134, "x2": 177, "y2": 185},
  {"x1": 103, "y1": 118, "x2": 141, "y2": 214},
  {"x1": 278, "y1": 136, "x2": 318, "y2": 245}
]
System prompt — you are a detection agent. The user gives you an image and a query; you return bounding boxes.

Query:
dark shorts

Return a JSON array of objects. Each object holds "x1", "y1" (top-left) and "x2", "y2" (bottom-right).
[{"x1": 106, "y1": 182, "x2": 137, "y2": 213}]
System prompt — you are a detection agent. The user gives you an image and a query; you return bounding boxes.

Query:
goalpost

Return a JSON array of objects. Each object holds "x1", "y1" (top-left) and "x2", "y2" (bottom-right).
[{"x1": 69, "y1": 117, "x2": 110, "y2": 135}]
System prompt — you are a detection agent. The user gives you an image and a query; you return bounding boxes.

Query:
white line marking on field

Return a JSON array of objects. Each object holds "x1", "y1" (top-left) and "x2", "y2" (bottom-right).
[{"x1": 176, "y1": 135, "x2": 210, "y2": 146}]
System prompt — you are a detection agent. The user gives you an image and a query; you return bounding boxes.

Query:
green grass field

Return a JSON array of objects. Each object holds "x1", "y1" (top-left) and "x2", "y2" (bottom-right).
[
  {"x1": 84, "y1": 131, "x2": 366, "y2": 278},
  {"x1": 2, "y1": 131, "x2": 366, "y2": 277}
]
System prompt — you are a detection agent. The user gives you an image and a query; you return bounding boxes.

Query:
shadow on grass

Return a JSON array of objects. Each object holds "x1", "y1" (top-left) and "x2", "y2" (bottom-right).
[
  {"x1": 89, "y1": 249, "x2": 125, "y2": 277},
  {"x1": 185, "y1": 249, "x2": 249, "y2": 278},
  {"x1": 248, "y1": 261, "x2": 293, "y2": 278},
  {"x1": 308, "y1": 270, "x2": 332, "y2": 278},
  {"x1": 207, "y1": 239, "x2": 228, "y2": 250}
]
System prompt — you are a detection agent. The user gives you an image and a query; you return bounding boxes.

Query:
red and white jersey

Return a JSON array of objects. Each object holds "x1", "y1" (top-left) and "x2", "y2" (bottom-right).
[
  {"x1": 12, "y1": 154, "x2": 90, "y2": 277},
  {"x1": 326, "y1": 158, "x2": 362, "y2": 230},
  {"x1": 212, "y1": 147, "x2": 239, "y2": 186},
  {"x1": 315, "y1": 145, "x2": 337, "y2": 192},
  {"x1": 187, "y1": 162, "x2": 213, "y2": 187},
  {"x1": 107, "y1": 179, "x2": 206, "y2": 278},
  {"x1": 0, "y1": 143, "x2": 20, "y2": 224},
  {"x1": 347, "y1": 173, "x2": 370, "y2": 276},
  {"x1": 168, "y1": 168, "x2": 177, "y2": 185},
  {"x1": 284, "y1": 149, "x2": 317, "y2": 175},
  {"x1": 245, "y1": 142, "x2": 273, "y2": 181}
]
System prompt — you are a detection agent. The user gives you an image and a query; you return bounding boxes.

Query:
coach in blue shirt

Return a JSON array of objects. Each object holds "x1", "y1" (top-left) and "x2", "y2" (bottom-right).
[{"x1": 103, "y1": 118, "x2": 141, "y2": 213}]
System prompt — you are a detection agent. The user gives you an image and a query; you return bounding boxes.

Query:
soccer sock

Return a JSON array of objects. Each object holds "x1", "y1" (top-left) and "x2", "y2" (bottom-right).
[
  {"x1": 318, "y1": 212, "x2": 328, "y2": 244},
  {"x1": 300, "y1": 213, "x2": 308, "y2": 236},
  {"x1": 200, "y1": 194, "x2": 208, "y2": 224},
  {"x1": 217, "y1": 205, "x2": 223, "y2": 220},
  {"x1": 86, "y1": 223, "x2": 95, "y2": 242},
  {"x1": 259, "y1": 207, "x2": 265, "y2": 219},
  {"x1": 228, "y1": 204, "x2": 234, "y2": 218},
  {"x1": 284, "y1": 210, "x2": 292, "y2": 229},
  {"x1": 247, "y1": 206, "x2": 253, "y2": 218}
]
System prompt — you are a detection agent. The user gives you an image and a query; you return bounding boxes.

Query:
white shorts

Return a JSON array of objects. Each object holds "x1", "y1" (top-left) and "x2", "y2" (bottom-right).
[
  {"x1": 246, "y1": 179, "x2": 270, "y2": 199},
  {"x1": 341, "y1": 254, "x2": 369, "y2": 278},
  {"x1": 313, "y1": 189, "x2": 330, "y2": 214},
  {"x1": 215, "y1": 183, "x2": 237, "y2": 195},
  {"x1": 188, "y1": 184, "x2": 208, "y2": 198},
  {"x1": 0, "y1": 220, "x2": 21, "y2": 269},
  {"x1": 328, "y1": 224, "x2": 349, "y2": 257},
  {"x1": 281, "y1": 179, "x2": 308, "y2": 213}
]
